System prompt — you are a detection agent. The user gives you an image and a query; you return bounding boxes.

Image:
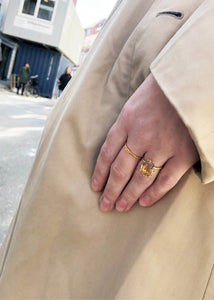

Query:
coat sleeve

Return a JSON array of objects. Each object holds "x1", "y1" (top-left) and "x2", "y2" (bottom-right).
[{"x1": 150, "y1": 0, "x2": 214, "y2": 184}]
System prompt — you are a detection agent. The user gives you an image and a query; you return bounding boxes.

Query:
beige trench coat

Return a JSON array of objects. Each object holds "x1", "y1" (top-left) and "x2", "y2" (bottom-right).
[{"x1": 0, "y1": 0, "x2": 214, "y2": 299}]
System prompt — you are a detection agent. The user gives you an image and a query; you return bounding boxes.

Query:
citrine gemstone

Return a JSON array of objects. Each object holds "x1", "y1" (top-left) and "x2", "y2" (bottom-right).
[{"x1": 140, "y1": 160, "x2": 154, "y2": 176}]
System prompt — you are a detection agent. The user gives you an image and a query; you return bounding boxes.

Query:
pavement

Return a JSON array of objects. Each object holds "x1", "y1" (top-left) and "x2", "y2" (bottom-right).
[{"x1": 0, "y1": 81, "x2": 57, "y2": 245}]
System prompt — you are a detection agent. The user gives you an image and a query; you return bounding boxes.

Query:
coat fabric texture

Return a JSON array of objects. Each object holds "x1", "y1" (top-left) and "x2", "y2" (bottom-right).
[{"x1": 0, "y1": 0, "x2": 214, "y2": 299}]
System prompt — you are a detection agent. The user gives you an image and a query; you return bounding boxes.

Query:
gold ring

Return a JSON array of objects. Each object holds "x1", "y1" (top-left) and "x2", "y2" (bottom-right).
[
  {"x1": 124, "y1": 144, "x2": 141, "y2": 160},
  {"x1": 140, "y1": 158, "x2": 162, "y2": 177}
]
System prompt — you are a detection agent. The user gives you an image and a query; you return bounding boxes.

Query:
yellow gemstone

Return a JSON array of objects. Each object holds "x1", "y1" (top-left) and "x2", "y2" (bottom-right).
[{"x1": 140, "y1": 160, "x2": 154, "y2": 176}]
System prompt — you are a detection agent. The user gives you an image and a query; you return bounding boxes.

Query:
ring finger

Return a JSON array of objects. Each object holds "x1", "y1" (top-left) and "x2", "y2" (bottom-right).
[{"x1": 115, "y1": 154, "x2": 166, "y2": 212}]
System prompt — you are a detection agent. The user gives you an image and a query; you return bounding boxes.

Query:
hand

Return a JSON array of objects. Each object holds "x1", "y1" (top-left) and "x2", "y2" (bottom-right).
[{"x1": 91, "y1": 74, "x2": 199, "y2": 212}]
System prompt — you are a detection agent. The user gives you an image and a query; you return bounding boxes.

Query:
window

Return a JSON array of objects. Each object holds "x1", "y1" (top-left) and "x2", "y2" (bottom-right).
[
  {"x1": 22, "y1": 0, "x2": 37, "y2": 16},
  {"x1": 37, "y1": 0, "x2": 55, "y2": 21},
  {"x1": 21, "y1": 0, "x2": 56, "y2": 22}
]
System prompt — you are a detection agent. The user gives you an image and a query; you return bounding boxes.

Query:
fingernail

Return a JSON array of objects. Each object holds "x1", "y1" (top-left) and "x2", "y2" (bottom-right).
[
  {"x1": 116, "y1": 199, "x2": 128, "y2": 212},
  {"x1": 92, "y1": 178, "x2": 99, "y2": 191},
  {"x1": 139, "y1": 195, "x2": 151, "y2": 207},
  {"x1": 100, "y1": 197, "x2": 112, "y2": 211}
]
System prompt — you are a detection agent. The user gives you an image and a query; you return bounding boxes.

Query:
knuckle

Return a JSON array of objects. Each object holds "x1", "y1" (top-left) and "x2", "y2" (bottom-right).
[
  {"x1": 100, "y1": 143, "x2": 112, "y2": 163},
  {"x1": 124, "y1": 190, "x2": 138, "y2": 202},
  {"x1": 94, "y1": 167, "x2": 105, "y2": 181},
  {"x1": 105, "y1": 188, "x2": 118, "y2": 200},
  {"x1": 120, "y1": 105, "x2": 134, "y2": 125},
  {"x1": 106, "y1": 129, "x2": 114, "y2": 143},
  {"x1": 158, "y1": 173, "x2": 175, "y2": 189},
  {"x1": 150, "y1": 188, "x2": 161, "y2": 200},
  {"x1": 111, "y1": 163, "x2": 126, "y2": 180},
  {"x1": 135, "y1": 170, "x2": 144, "y2": 184}
]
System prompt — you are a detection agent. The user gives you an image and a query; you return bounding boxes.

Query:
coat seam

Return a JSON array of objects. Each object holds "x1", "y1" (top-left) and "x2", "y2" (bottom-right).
[
  {"x1": 202, "y1": 263, "x2": 214, "y2": 300},
  {"x1": 127, "y1": 32, "x2": 138, "y2": 100},
  {"x1": 105, "y1": 0, "x2": 156, "y2": 88},
  {"x1": 0, "y1": 200, "x2": 22, "y2": 278}
]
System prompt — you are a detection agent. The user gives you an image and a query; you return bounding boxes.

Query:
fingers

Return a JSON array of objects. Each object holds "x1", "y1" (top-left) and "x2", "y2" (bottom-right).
[
  {"x1": 139, "y1": 158, "x2": 188, "y2": 207},
  {"x1": 115, "y1": 160, "x2": 156, "y2": 212},
  {"x1": 93, "y1": 139, "x2": 188, "y2": 213},
  {"x1": 91, "y1": 123, "x2": 127, "y2": 192},
  {"x1": 115, "y1": 154, "x2": 166, "y2": 212},
  {"x1": 99, "y1": 144, "x2": 143, "y2": 211}
]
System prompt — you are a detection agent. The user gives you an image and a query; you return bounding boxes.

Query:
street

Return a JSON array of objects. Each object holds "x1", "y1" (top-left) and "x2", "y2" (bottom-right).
[{"x1": 0, "y1": 87, "x2": 57, "y2": 245}]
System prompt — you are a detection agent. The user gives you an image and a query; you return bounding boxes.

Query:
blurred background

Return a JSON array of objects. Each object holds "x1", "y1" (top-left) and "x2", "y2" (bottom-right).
[
  {"x1": 0, "y1": 0, "x2": 117, "y2": 244},
  {"x1": 0, "y1": 0, "x2": 117, "y2": 97}
]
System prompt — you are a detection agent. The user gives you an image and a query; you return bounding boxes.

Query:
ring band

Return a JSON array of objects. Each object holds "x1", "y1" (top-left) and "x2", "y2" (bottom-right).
[
  {"x1": 124, "y1": 144, "x2": 141, "y2": 160},
  {"x1": 140, "y1": 158, "x2": 162, "y2": 177}
]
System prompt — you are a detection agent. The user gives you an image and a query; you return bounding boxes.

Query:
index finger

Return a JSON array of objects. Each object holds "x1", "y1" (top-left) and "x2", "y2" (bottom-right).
[{"x1": 91, "y1": 123, "x2": 127, "y2": 192}]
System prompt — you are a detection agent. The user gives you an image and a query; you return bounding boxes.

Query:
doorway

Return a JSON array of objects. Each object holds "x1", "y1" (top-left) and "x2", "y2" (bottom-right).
[{"x1": 0, "y1": 43, "x2": 12, "y2": 80}]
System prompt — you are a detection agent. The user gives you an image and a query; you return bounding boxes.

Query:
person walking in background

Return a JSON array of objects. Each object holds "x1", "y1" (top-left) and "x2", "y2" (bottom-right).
[
  {"x1": 17, "y1": 63, "x2": 31, "y2": 95},
  {"x1": 57, "y1": 66, "x2": 72, "y2": 96}
]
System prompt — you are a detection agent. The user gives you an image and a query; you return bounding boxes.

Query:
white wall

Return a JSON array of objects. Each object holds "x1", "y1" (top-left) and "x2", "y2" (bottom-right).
[
  {"x1": 58, "y1": 0, "x2": 84, "y2": 65},
  {"x1": 0, "y1": 0, "x2": 8, "y2": 30},
  {"x1": 2, "y1": 0, "x2": 84, "y2": 64}
]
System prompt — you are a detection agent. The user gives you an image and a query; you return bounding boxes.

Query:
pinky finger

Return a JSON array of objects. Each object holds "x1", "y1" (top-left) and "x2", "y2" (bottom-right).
[{"x1": 139, "y1": 158, "x2": 187, "y2": 207}]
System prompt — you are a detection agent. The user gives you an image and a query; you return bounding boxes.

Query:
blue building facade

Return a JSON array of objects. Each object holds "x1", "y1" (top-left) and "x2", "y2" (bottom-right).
[{"x1": 13, "y1": 43, "x2": 73, "y2": 98}]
